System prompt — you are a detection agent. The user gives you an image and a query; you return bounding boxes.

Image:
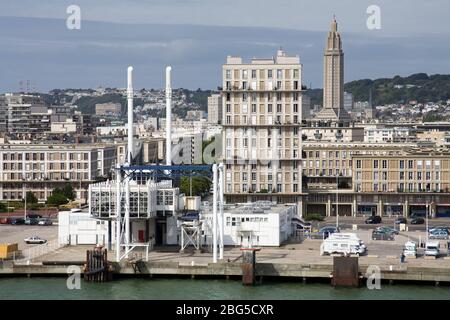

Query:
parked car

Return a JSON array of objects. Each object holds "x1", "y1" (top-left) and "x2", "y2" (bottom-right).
[
  {"x1": 24, "y1": 236, "x2": 47, "y2": 244},
  {"x1": 38, "y1": 218, "x2": 53, "y2": 226},
  {"x1": 293, "y1": 218, "x2": 312, "y2": 230},
  {"x1": 372, "y1": 230, "x2": 394, "y2": 241},
  {"x1": 375, "y1": 226, "x2": 399, "y2": 235},
  {"x1": 0, "y1": 217, "x2": 11, "y2": 224},
  {"x1": 26, "y1": 213, "x2": 42, "y2": 219},
  {"x1": 365, "y1": 215, "x2": 382, "y2": 224},
  {"x1": 395, "y1": 217, "x2": 407, "y2": 225},
  {"x1": 10, "y1": 218, "x2": 25, "y2": 225},
  {"x1": 428, "y1": 226, "x2": 449, "y2": 233},
  {"x1": 411, "y1": 217, "x2": 425, "y2": 225},
  {"x1": 311, "y1": 226, "x2": 339, "y2": 239},
  {"x1": 425, "y1": 241, "x2": 440, "y2": 257},
  {"x1": 24, "y1": 218, "x2": 40, "y2": 225},
  {"x1": 429, "y1": 230, "x2": 449, "y2": 240}
]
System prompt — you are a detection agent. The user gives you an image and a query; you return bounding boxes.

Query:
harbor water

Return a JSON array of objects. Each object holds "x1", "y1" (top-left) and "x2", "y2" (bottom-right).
[{"x1": 1, "y1": 277, "x2": 450, "y2": 300}]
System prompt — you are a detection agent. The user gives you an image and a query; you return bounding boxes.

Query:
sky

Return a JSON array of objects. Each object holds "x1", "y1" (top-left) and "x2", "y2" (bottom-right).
[{"x1": 0, "y1": 0, "x2": 449, "y2": 92}]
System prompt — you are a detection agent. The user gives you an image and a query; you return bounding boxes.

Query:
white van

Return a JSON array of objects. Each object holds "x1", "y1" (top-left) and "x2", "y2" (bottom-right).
[
  {"x1": 328, "y1": 233, "x2": 367, "y2": 251},
  {"x1": 403, "y1": 241, "x2": 417, "y2": 258},
  {"x1": 425, "y1": 241, "x2": 440, "y2": 257},
  {"x1": 320, "y1": 234, "x2": 366, "y2": 256}
]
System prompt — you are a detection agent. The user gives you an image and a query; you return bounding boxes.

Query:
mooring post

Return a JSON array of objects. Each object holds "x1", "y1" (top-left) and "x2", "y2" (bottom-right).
[
  {"x1": 331, "y1": 256, "x2": 360, "y2": 287},
  {"x1": 240, "y1": 248, "x2": 261, "y2": 286}
]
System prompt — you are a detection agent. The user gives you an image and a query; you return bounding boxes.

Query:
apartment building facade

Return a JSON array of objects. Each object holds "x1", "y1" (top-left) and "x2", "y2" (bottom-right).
[
  {"x1": 0, "y1": 143, "x2": 117, "y2": 203},
  {"x1": 222, "y1": 49, "x2": 303, "y2": 204},
  {"x1": 302, "y1": 142, "x2": 450, "y2": 218}
]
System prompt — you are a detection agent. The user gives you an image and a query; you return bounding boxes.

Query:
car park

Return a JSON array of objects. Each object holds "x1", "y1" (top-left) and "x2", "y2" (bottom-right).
[
  {"x1": 365, "y1": 215, "x2": 382, "y2": 224},
  {"x1": 372, "y1": 230, "x2": 394, "y2": 241}
]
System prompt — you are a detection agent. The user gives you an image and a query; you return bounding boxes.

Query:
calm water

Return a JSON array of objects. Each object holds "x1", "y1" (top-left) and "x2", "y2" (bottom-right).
[{"x1": 1, "y1": 277, "x2": 450, "y2": 300}]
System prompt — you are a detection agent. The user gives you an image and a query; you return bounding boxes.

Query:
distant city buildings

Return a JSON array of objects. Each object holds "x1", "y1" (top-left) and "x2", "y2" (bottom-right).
[
  {"x1": 343, "y1": 92, "x2": 354, "y2": 111},
  {"x1": 95, "y1": 102, "x2": 121, "y2": 116},
  {"x1": 186, "y1": 110, "x2": 206, "y2": 121}
]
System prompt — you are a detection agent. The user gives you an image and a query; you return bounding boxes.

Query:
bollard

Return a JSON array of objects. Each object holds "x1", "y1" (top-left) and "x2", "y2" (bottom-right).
[{"x1": 241, "y1": 248, "x2": 261, "y2": 286}]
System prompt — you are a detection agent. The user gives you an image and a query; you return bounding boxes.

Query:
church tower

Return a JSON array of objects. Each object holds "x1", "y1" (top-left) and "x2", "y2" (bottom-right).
[{"x1": 316, "y1": 17, "x2": 350, "y2": 122}]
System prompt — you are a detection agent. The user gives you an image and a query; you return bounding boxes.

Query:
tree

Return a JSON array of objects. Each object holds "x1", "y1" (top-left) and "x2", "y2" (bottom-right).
[
  {"x1": 25, "y1": 191, "x2": 38, "y2": 204},
  {"x1": 47, "y1": 193, "x2": 69, "y2": 206},
  {"x1": 62, "y1": 184, "x2": 75, "y2": 201},
  {"x1": 180, "y1": 176, "x2": 211, "y2": 196}
]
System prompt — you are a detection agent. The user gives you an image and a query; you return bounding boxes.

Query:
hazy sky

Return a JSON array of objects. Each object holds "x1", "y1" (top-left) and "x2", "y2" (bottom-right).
[{"x1": 0, "y1": 0, "x2": 449, "y2": 91}]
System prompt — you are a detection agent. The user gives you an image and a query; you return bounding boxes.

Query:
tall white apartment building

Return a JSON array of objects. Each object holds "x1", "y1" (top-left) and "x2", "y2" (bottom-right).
[{"x1": 222, "y1": 49, "x2": 303, "y2": 204}]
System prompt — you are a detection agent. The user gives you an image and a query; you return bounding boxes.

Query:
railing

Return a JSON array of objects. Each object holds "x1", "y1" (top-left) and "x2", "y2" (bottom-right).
[{"x1": 14, "y1": 237, "x2": 67, "y2": 264}]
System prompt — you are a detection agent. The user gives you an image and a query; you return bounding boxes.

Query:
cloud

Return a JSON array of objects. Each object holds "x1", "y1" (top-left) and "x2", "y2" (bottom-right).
[{"x1": 0, "y1": 16, "x2": 448, "y2": 92}]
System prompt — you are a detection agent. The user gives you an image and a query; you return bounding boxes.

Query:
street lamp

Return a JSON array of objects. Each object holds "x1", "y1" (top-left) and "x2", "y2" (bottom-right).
[
  {"x1": 426, "y1": 201, "x2": 429, "y2": 241},
  {"x1": 336, "y1": 173, "x2": 339, "y2": 229},
  {"x1": 23, "y1": 180, "x2": 27, "y2": 220}
]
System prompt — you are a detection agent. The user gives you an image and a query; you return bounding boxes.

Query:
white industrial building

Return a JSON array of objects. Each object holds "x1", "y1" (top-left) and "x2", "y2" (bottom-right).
[
  {"x1": 58, "y1": 209, "x2": 109, "y2": 245},
  {"x1": 200, "y1": 202, "x2": 297, "y2": 247}
]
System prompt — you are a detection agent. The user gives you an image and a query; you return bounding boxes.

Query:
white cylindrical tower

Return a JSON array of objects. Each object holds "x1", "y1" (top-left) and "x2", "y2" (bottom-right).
[
  {"x1": 165, "y1": 66, "x2": 172, "y2": 166},
  {"x1": 127, "y1": 66, "x2": 134, "y2": 164}
]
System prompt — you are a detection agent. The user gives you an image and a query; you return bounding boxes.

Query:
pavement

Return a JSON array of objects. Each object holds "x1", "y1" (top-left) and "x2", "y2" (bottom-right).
[
  {"x1": 2, "y1": 219, "x2": 450, "y2": 269},
  {"x1": 26, "y1": 228, "x2": 450, "y2": 270}
]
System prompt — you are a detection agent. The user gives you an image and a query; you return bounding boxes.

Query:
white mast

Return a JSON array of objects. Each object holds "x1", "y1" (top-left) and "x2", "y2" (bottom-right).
[
  {"x1": 165, "y1": 66, "x2": 172, "y2": 166},
  {"x1": 127, "y1": 66, "x2": 134, "y2": 164}
]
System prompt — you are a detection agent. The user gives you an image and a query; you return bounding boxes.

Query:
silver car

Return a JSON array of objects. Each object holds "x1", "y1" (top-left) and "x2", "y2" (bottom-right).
[
  {"x1": 24, "y1": 236, "x2": 47, "y2": 244},
  {"x1": 429, "y1": 231, "x2": 449, "y2": 240}
]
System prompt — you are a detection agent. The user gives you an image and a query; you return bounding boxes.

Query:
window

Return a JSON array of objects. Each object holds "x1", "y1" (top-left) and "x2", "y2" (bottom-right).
[
  {"x1": 399, "y1": 160, "x2": 404, "y2": 169},
  {"x1": 277, "y1": 69, "x2": 282, "y2": 78},
  {"x1": 373, "y1": 160, "x2": 378, "y2": 169},
  {"x1": 417, "y1": 160, "x2": 423, "y2": 169},
  {"x1": 382, "y1": 160, "x2": 387, "y2": 169},
  {"x1": 251, "y1": 70, "x2": 256, "y2": 79},
  {"x1": 267, "y1": 70, "x2": 273, "y2": 78},
  {"x1": 356, "y1": 160, "x2": 361, "y2": 169}
]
